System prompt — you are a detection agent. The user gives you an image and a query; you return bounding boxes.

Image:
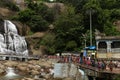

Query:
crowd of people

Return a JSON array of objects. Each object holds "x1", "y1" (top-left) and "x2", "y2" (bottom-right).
[{"x1": 47, "y1": 55, "x2": 120, "y2": 72}]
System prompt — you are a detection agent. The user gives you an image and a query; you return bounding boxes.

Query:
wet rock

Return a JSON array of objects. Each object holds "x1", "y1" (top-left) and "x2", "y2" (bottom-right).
[
  {"x1": 22, "y1": 77, "x2": 34, "y2": 80},
  {"x1": 31, "y1": 70, "x2": 40, "y2": 75},
  {"x1": 44, "y1": 73, "x2": 51, "y2": 79},
  {"x1": 17, "y1": 66, "x2": 27, "y2": 71},
  {"x1": 0, "y1": 69, "x2": 5, "y2": 74},
  {"x1": 63, "y1": 77, "x2": 75, "y2": 80},
  {"x1": 4, "y1": 61, "x2": 18, "y2": 67}
]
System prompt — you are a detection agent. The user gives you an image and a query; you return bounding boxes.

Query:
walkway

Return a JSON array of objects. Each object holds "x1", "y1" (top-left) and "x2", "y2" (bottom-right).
[
  {"x1": 105, "y1": 66, "x2": 120, "y2": 74},
  {"x1": 47, "y1": 55, "x2": 120, "y2": 77},
  {"x1": 78, "y1": 63, "x2": 120, "y2": 74}
]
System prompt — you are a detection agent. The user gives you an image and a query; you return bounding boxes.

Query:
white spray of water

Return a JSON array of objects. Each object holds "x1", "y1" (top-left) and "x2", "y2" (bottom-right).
[{"x1": 5, "y1": 67, "x2": 17, "y2": 77}]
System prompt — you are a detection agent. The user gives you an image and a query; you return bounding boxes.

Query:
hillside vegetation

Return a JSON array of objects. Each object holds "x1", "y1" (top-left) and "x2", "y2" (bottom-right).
[{"x1": 0, "y1": 0, "x2": 120, "y2": 55}]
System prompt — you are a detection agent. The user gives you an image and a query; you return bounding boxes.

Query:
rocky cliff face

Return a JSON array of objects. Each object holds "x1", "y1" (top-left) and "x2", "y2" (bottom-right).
[
  {"x1": 0, "y1": 19, "x2": 4, "y2": 33},
  {"x1": 12, "y1": 21, "x2": 30, "y2": 36},
  {"x1": 25, "y1": 32, "x2": 46, "y2": 56},
  {"x1": 0, "y1": 7, "x2": 16, "y2": 18}
]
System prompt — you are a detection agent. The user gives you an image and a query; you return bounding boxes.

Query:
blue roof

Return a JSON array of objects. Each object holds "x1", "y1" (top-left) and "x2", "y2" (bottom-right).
[{"x1": 85, "y1": 46, "x2": 96, "y2": 50}]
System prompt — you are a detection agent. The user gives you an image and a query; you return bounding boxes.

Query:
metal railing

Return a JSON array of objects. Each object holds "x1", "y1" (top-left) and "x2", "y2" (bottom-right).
[
  {"x1": 97, "y1": 49, "x2": 107, "y2": 53},
  {"x1": 97, "y1": 48, "x2": 120, "y2": 53},
  {"x1": 111, "y1": 48, "x2": 120, "y2": 53}
]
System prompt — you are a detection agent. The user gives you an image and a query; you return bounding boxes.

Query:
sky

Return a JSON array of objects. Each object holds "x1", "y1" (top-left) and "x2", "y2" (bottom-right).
[{"x1": 49, "y1": 0, "x2": 54, "y2": 2}]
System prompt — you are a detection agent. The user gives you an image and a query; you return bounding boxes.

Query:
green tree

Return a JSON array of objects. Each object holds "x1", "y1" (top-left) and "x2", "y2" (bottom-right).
[
  {"x1": 99, "y1": 0, "x2": 119, "y2": 9},
  {"x1": 18, "y1": 9, "x2": 35, "y2": 35},
  {"x1": 82, "y1": 0, "x2": 120, "y2": 36},
  {"x1": 54, "y1": 5, "x2": 84, "y2": 52},
  {"x1": 18, "y1": 9, "x2": 34, "y2": 23},
  {"x1": 111, "y1": 9, "x2": 120, "y2": 21},
  {"x1": 25, "y1": 0, "x2": 38, "y2": 10},
  {"x1": 28, "y1": 15, "x2": 49, "y2": 32},
  {"x1": 66, "y1": 41, "x2": 77, "y2": 51},
  {"x1": 35, "y1": 3, "x2": 48, "y2": 16},
  {"x1": 43, "y1": 8, "x2": 55, "y2": 23},
  {"x1": 104, "y1": 21, "x2": 120, "y2": 36},
  {"x1": 40, "y1": 33, "x2": 56, "y2": 54},
  {"x1": 35, "y1": 3, "x2": 55, "y2": 23}
]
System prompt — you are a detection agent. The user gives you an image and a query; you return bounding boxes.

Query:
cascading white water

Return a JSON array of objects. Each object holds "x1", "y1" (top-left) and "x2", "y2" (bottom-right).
[
  {"x1": 5, "y1": 67, "x2": 17, "y2": 77},
  {"x1": 0, "y1": 20, "x2": 28, "y2": 55},
  {"x1": 1, "y1": 67, "x2": 23, "y2": 80}
]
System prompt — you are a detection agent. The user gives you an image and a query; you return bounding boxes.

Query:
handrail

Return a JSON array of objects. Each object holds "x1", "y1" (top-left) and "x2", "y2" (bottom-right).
[{"x1": 78, "y1": 63, "x2": 120, "y2": 75}]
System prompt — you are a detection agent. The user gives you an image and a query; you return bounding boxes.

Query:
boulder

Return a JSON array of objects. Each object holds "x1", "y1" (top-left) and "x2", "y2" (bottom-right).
[{"x1": 31, "y1": 70, "x2": 40, "y2": 75}]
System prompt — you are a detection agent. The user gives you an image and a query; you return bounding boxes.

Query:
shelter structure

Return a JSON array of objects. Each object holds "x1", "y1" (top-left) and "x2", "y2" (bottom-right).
[
  {"x1": 96, "y1": 35, "x2": 120, "y2": 58},
  {"x1": 83, "y1": 46, "x2": 96, "y2": 59}
]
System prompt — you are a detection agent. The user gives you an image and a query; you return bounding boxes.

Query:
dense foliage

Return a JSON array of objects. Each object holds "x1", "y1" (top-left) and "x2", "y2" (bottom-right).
[{"x1": 14, "y1": 0, "x2": 120, "y2": 54}]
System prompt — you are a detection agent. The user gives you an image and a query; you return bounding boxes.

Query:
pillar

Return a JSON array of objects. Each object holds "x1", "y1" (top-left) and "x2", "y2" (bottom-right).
[
  {"x1": 96, "y1": 41, "x2": 99, "y2": 51},
  {"x1": 25, "y1": 58, "x2": 28, "y2": 62},
  {"x1": 96, "y1": 41, "x2": 99, "y2": 58},
  {"x1": 9, "y1": 57, "x2": 12, "y2": 60},
  {"x1": 106, "y1": 41, "x2": 112, "y2": 58},
  {"x1": 106, "y1": 41, "x2": 112, "y2": 53}
]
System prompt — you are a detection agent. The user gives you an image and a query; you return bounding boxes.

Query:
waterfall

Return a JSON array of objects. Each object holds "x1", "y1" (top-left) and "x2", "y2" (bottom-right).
[
  {"x1": 1, "y1": 67, "x2": 23, "y2": 80},
  {"x1": 5, "y1": 67, "x2": 18, "y2": 77},
  {"x1": 0, "y1": 20, "x2": 28, "y2": 55}
]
